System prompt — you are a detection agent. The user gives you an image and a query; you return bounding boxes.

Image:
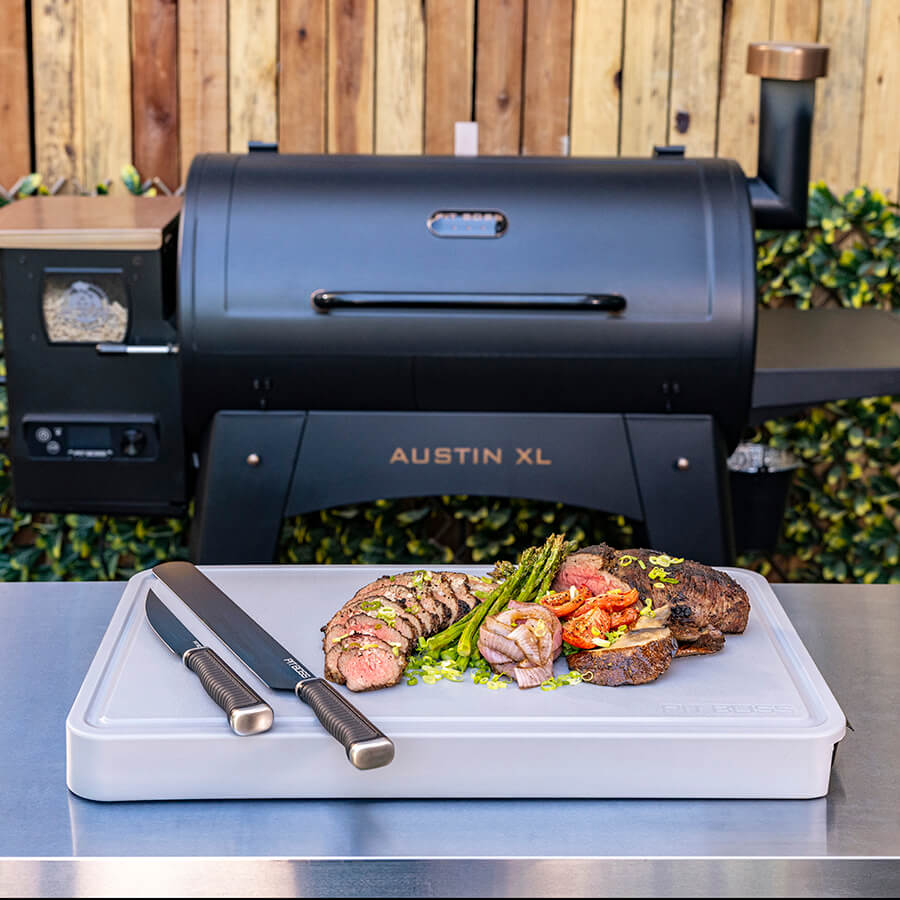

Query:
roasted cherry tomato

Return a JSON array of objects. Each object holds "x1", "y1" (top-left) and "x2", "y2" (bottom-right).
[
  {"x1": 537, "y1": 586, "x2": 592, "y2": 617},
  {"x1": 577, "y1": 587, "x2": 640, "y2": 612},
  {"x1": 608, "y1": 606, "x2": 640, "y2": 629},
  {"x1": 561, "y1": 606, "x2": 613, "y2": 649}
]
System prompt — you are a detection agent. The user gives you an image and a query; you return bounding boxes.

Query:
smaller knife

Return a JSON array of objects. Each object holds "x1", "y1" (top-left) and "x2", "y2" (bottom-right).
[{"x1": 145, "y1": 589, "x2": 274, "y2": 736}]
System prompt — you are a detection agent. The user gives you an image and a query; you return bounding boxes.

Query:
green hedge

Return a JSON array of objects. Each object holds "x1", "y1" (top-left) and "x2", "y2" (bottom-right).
[{"x1": 1, "y1": 179, "x2": 898, "y2": 582}]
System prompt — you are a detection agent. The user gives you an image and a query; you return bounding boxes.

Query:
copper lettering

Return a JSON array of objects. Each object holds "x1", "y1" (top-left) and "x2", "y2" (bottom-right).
[
  {"x1": 484, "y1": 448, "x2": 502, "y2": 464},
  {"x1": 390, "y1": 448, "x2": 409, "y2": 464},
  {"x1": 516, "y1": 448, "x2": 533, "y2": 465},
  {"x1": 411, "y1": 448, "x2": 429, "y2": 464},
  {"x1": 434, "y1": 447, "x2": 452, "y2": 464},
  {"x1": 454, "y1": 447, "x2": 470, "y2": 464},
  {"x1": 536, "y1": 448, "x2": 552, "y2": 466}
]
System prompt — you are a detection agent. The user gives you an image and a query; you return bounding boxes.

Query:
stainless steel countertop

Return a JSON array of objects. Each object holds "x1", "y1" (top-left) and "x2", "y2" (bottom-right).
[{"x1": 1, "y1": 579, "x2": 898, "y2": 897}]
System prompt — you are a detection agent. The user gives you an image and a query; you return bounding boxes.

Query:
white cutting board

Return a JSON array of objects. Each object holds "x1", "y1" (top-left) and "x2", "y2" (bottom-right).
[{"x1": 66, "y1": 565, "x2": 846, "y2": 801}]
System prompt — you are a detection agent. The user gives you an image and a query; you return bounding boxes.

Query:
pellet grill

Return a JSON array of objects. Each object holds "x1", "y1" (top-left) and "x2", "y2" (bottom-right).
[{"x1": 3, "y1": 41, "x2": 900, "y2": 565}]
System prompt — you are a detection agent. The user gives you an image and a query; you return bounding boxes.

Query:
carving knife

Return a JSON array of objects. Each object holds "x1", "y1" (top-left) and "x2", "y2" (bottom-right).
[
  {"x1": 145, "y1": 589, "x2": 273, "y2": 736},
  {"x1": 152, "y1": 561, "x2": 394, "y2": 770}
]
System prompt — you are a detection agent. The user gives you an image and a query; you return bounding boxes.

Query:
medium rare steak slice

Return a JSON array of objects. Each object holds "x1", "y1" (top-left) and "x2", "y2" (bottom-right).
[
  {"x1": 323, "y1": 596, "x2": 422, "y2": 642},
  {"x1": 348, "y1": 581, "x2": 437, "y2": 635},
  {"x1": 334, "y1": 636, "x2": 407, "y2": 692},
  {"x1": 552, "y1": 544, "x2": 750, "y2": 638},
  {"x1": 324, "y1": 612, "x2": 415, "y2": 656},
  {"x1": 566, "y1": 607, "x2": 678, "y2": 686}
]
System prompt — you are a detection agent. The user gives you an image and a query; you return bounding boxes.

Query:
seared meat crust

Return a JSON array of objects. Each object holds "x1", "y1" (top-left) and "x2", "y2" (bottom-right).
[{"x1": 552, "y1": 544, "x2": 749, "y2": 640}]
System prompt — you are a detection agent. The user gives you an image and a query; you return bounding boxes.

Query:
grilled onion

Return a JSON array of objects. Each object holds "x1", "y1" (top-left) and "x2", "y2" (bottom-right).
[{"x1": 476, "y1": 601, "x2": 563, "y2": 688}]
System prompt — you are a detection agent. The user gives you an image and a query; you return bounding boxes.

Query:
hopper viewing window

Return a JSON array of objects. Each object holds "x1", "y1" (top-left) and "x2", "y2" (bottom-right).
[{"x1": 41, "y1": 272, "x2": 129, "y2": 344}]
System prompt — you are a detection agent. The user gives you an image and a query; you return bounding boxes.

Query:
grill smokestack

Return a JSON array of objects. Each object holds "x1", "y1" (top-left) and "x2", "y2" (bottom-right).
[{"x1": 746, "y1": 42, "x2": 829, "y2": 230}]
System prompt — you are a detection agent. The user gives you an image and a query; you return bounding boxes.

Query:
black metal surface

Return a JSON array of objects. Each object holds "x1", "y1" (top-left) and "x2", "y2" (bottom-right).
[
  {"x1": 626, "y1": 415, "x2": 734, "y2": 565},
  {"x1": 189, "y1": 411, "x2": 306, "y2": 564},
  {"x1": 145, "y1": 589, "x2": 199, "y2": 657},
  {"x1": 152, "y1": 561, "x2": 314, "y2": 690},
  {"x1": 749, "y1": 79, "x2": 816, "y2": 229},
  {"x1": 286, "y1": 411, "x2": 643, "y2": 518},
  {"x1": 179, "y1": 154, "x2": 758, "y2": 450},
  {"x1": 752, "y1": 307, "x2": 900, "y2": 416}
]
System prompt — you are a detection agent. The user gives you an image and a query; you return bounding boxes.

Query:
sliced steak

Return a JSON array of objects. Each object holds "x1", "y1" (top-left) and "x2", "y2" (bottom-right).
[
  {"x1": 552, "y1": 543, "x2": 750, "y2": 638},
  {"x1": 334, "y1": 636, "x2": 407, "y2": 692},
  {"x1": 444, "y1": 573, "x2": 475, "y2": 617},
  {"x1": 324, "y1": 612, "x2": 415, "y2": 657},
  {"x1": 446, "y1": 573, "x2": 494, "y2": 618},
  {"x1": 373, "y1": 583, "x2": 437, "y2": 635},
  {"x1": 348, "y1": 581, "x2": 436, "y2": 635},
  {"x1": 393, "y1": 572, "x2": 453, "y2": 631},
  {"x1": 323, "y1": 596, "x2": 422, "y2": 643},
  {"x1": 324, "y1": 639, "x2": 348, "y2": 684},
  {"x1": 566, "y1": 607, "x2": 678, "y2": 686},
  {"x1": 425, "y1": 572, "x2": 463, "y2": 624},
  {"x1": 350, "y1": 576, "x2": 401, "y2": 605}
]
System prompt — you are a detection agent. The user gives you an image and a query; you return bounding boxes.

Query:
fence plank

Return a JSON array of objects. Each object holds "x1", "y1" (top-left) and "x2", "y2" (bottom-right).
[
  {"x1": 229, "y1": 0, "x2": 279, "y2": 153},
  {"x1": 424, "y1": 0, "x2": 475, "y2": 154},
  {"x1": 0, "y1": 1, "x2": 29, "y2": 186},
  {"x1": 328, "y1": 0, "x2": 375, "y2": 153},
  {"x1": 811, "y1": 0, "x2": 867, "y2": 194},
  {"x1": 81, "y1": 0, "x2": 131, "y2": 191},
  {"x1": 859, "y1": 0, "x2": 900, "y2": 196},
  {"x1": 570, "y1": 0, "x2": 623, "y2": 157},
  {"x1": 521, "y1": 0, "x2": 573, "y2": 156},
  {"x1": 620, "y1": 0, "x2": 673, "y2": 156},
  {"x1": 770, "y1": 0, "x2": 819, "y2": 41},
  {"x1": 31, "y1": 0, "x2": 82, "y2": 186},
  {"x1": 717, "y1": 0, "x2": 772, "y2": 175},
  {"x1": 0, "y1": 0, "x2": 31, "y2": 186},
  {"x1": 475, "y1": 0, "x2": 525, "y2": 155},
  {"x1": 669, "y1": 0, "x2": 722, "y2": 156},
  {"x1": 178, "y1": 0, "x2": 229, "y2": 182},
  {"x1": 375, "y1": 0, "x2": 426, "y2": 154},
  {"x1": 131, "y1": 0, "x2": 178, "y2": 188},
  {"x1": 279, "y1": 0, "x2": 327, "y2": 153}
]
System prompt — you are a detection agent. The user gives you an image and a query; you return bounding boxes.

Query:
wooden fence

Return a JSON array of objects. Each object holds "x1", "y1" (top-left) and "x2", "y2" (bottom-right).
[{"x1": 1, "y1": 0, "x2": 898, "y2": 197}]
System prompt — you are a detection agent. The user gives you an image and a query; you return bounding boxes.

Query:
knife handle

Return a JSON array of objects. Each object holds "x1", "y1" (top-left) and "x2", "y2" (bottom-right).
[
  {"x1": 297, "y1": 678, "x2": 395, "y2": 770},
  {"x1": 184, "y1": 647, "x2": 274, "y2": 736}
]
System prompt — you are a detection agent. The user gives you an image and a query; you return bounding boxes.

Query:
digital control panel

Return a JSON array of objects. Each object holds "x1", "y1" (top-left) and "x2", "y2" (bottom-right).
[{"x1": 25, "y1": 419, "x2": 159, "y2": 461}]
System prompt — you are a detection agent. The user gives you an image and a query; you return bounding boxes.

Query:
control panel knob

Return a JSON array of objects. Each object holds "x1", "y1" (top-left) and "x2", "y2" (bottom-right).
[
  {"x1": 35, "y1": 426, "x2": 52, "y2": 443},
  {"x1": 121, "y1": 428, "x2": 147, "y2": 458}
]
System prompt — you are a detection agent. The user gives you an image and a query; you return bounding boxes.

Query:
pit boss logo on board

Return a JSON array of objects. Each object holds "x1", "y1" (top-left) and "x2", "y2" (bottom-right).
[{"x1": 389, "y1": 447, "x2": 552, "y2": 466}]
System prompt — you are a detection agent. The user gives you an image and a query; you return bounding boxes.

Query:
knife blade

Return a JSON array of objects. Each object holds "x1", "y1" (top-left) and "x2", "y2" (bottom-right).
[
  {"x1": 152, "y1": 561, "x2": 394, "y2": 770},
  {"x1": 145, "y1": 589, "x2": 274, "y2": 736}
]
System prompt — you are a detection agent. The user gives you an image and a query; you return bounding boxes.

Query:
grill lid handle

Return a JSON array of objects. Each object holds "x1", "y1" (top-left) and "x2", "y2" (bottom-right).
[{"x1": 310, "y1": 291, "x2": 627, "y2": 314}]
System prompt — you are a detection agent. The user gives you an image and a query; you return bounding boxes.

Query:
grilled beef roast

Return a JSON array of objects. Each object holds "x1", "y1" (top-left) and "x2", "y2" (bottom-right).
[
  {"x1": 322, "y1": 570, "x2": 492, "y2": 691},
  {"x1": 552, "y1": 544, "x2": 749, "y2": 646},
  {"x1": 566, "y1": 606, "x2": 678, "y2": 686}
]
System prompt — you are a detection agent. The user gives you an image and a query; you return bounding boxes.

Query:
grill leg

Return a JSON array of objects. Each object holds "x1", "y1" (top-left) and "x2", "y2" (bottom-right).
[
  {"x1": 626, "y1": 415, "x2": 736, "y2": 566},
  {"x1": 189, "y1": 411, "x2": 307, "y2": 563}
]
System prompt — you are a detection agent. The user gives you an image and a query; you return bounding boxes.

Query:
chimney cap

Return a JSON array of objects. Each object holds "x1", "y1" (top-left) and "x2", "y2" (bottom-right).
[{"x1": 747, "y1": 42, "x2": 829, "y2": 81}]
